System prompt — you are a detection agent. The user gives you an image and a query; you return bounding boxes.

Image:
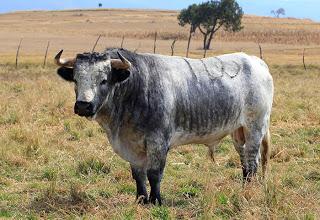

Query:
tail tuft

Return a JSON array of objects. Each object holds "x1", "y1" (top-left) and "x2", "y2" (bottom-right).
[{"x1": 208, "y1": 146, "x2": 215, "y2": 162}]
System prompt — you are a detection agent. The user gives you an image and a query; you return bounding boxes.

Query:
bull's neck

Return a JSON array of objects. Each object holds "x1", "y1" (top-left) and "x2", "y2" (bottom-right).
[{"x1": 94, "y1": 76, "x2": 139, "y2": 133}]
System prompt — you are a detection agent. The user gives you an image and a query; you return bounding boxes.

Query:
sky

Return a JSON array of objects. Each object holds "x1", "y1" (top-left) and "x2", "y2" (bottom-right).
[{"x1": 0, "y1": 0, "x2": 319, "y2": 21}]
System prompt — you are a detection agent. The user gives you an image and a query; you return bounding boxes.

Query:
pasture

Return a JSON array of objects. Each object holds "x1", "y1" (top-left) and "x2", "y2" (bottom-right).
[{"x1": 0, "y1": 9, "x2": 320, "y2": 219}]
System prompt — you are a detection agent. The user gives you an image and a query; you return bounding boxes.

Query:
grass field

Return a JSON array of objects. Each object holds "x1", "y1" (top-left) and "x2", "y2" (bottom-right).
[{"x1": 0, "y1": 9, "x2": 320, "y2": 219}]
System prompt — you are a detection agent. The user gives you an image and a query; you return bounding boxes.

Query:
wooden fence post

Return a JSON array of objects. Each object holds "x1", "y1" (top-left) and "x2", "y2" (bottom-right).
[
  {"x1": 303, "y1": 48, "x2": 307, "y2": 71},
  {"x1": 258, "y1": 43, "x2": 263, "y2": 60},
  {"x1": 120, "y1": 35, "x2": 125, "y2": 48},
  {"x1": 15, "y1": 38, "x2": 23, "y2": 69},
  {"x1": 92, "y1": 35, "x2": 102, "y2": 52},
  {"x1": 43, "y1": 41, "x2": 50, "y2": 68},
  {"x1": 171, "y1": 38, "x2": 177, "y2": 56},
  {"x1": 153, "y1": 32, "x2": 157, "y2": 54}
]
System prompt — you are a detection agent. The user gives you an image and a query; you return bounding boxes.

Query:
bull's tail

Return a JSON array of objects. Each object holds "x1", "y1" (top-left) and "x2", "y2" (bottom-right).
[
  {"x1": 261, "y1": 128, "x2": 271, "y2": 178},
  {"x1": 208, "y1": 145, "x2": 215, "y2": 163}
]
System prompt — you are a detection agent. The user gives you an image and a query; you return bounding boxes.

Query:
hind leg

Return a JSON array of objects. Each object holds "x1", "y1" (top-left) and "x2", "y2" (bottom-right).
[
  {"x1": 243, "y1": 119, "x2": 269, "y2": 182},
  {"x1": 231, "y1": 127, "x2": 246, "y2": 177}
]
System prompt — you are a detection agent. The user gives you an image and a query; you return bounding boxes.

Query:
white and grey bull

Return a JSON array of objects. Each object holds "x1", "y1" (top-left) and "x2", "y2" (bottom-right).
[{"x1": 54, "y1": 48, "x2": 273, "y2": 205}]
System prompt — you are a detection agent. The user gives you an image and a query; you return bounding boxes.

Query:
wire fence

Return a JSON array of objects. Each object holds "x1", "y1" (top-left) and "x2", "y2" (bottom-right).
[{"x1": 9, "y1": 33, "x2": 320, "y2": 70}]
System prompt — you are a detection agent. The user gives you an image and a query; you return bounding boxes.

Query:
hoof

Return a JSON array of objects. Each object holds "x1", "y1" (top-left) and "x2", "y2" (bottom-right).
[
  {"x1": 242, "y1": 168, "x2": 257, "y2": 183},
  {"x1": 136, "y1": 195, "x2": 149, "y2": 205},
  {"x1": 149, "y1": 193, "x2": 162, "y2": 206}
]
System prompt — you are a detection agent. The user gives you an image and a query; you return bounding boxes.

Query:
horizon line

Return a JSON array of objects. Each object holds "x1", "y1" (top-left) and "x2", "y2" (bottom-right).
[{"x1": 0, "y1": 7, "x2": 317, "y2": 22}]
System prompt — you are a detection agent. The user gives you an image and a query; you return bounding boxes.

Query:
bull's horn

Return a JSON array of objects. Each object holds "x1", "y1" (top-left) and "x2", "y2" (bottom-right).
[
  {"x1": 54, "y1": 50, "x2": 76, "y2": 68},
  {"x1": 111, "y1": 52, "x2": 131, "y2": 70}
]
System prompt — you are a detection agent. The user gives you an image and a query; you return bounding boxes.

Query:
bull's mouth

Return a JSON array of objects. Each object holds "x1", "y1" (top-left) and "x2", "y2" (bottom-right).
[
  {"x1": 74, "y1": 101, "x2": 104, "y2": 121},
  {"x1": 79, "y1": 108, "x2": 100, "y2": 120},
  {"x1": 75, "y1": 111, "x2": 96, "y2": 118},
  {"x1": 85, "y1": 113, "x2": 97, "y2": 121}
]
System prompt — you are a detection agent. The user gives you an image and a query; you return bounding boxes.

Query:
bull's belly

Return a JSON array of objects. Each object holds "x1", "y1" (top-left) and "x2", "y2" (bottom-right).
[{"x1": 170, "y1": 126, "x2": 238, "y2": 147}]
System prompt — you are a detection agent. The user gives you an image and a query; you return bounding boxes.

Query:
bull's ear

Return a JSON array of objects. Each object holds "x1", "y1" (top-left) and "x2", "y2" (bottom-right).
[
  {"x1": 110, "y1": 68, "x2": 130, "y2": 84},
  {"x1": 57, "y1": 67, "x2": 74, "y2": 82}
]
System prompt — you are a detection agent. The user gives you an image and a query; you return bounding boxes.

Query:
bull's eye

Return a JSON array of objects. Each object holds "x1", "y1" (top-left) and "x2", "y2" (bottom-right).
[{"x1": 100, "y1": 80, "x2": 108, "y2": 85}]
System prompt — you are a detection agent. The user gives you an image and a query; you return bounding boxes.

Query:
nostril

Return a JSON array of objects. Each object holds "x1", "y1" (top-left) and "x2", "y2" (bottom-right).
[
  {"x1": 75, "y1": 101, "x2": 93, "y2": 115},
  {"x1": 76, "y1": 101, "x2": 91, "y2": 109}
]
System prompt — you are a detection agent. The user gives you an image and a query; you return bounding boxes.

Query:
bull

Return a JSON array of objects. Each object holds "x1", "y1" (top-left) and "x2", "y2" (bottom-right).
[{"x1": 54, "y1": 48, "x2": 273, "y2": 205}]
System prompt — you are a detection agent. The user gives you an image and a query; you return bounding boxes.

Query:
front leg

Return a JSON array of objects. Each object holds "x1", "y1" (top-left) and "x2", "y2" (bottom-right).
[
  {"x1": 146, "y1": 142, "x2": 168, "y2": 206},
  {"x1": 130, "y1": 165, "x2": 148, "y2": 204},
  {"x1": 147, "y1": 168, "x2": 164, "y2": 205}
]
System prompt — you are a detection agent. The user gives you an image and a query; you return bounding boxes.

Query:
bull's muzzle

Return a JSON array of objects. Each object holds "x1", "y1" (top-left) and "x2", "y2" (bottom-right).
[{"x1": 74, "y1": 101, "x2": 95, "y2": 117}]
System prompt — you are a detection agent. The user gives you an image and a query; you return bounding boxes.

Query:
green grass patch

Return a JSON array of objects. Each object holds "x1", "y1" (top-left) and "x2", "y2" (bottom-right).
[
  {"x1": 77, "y1": 157, "x2": 110, "y2": 176},
  {"x1": 117, "y1": 183, "x2": 136, "y2": 195},
  {"x1": 0, "y1": 209, "x2": 12, "y2": 218},
  {"x1": 151, "y1": 206, "x2": 170, "y2": 220}
]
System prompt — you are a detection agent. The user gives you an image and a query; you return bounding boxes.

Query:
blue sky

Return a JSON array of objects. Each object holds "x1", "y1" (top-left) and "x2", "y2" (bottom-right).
[{"x1": 1, "y1": 0, "x2": 319, "y2": 21}]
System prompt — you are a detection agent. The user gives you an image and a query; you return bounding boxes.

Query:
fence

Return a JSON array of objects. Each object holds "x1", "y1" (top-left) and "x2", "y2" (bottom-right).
[{"x1": 11, "y1": 33, "x2": 320, "y2": 70}]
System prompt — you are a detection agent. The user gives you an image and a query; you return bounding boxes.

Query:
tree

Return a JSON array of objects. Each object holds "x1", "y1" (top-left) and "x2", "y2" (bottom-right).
[
  {"x1": 271, "y1": 8, "x2": 285, "y2": 18},
  {"x1": 198, "y1": 0, "x2": 243, "y2": 50},
  {"x1": 177, "y1": 4, "x2": 201, "y2": 57},
  {"x1": 271, "y1": 10, "x2": 275, "y2": 17},
  {"x1": 98, "y1": 3, "x2": 103, "y2": 8}
]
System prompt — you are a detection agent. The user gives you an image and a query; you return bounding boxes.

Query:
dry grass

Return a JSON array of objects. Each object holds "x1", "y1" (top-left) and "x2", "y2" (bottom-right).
[
  {"x1": 0, "y1": 8, "x2": 320, "y2": 219},
  {"x1": 0, "y1": 59, "x2": 319, "y2": 220}
]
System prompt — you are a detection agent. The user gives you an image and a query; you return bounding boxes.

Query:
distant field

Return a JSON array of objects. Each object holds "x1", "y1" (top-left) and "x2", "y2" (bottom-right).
[
  {"x1": 0, "y1": 9, "x2": 320, "y2": 219},
  {"x1": 0, "y1": 9, "x2": 320, "y2": 65}
]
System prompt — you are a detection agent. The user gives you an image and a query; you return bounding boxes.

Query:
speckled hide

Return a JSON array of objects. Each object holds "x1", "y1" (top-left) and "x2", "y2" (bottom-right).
[{"x1": 56, "y1": 48, "x2": 274, "y2": 205}]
